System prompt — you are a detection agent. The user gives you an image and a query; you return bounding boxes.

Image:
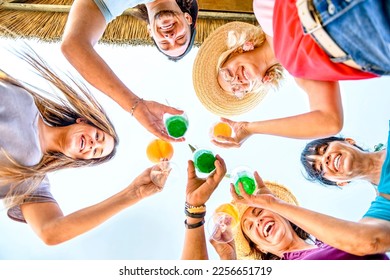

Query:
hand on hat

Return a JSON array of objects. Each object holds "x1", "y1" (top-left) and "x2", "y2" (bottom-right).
[
  {"x1": 132, "y1": 99, "x2": 186, "y2": 142},
  {"x1": 230, "y1": 171, "x2": 277, "y2": 209},
  {"x1": 211, "y1": 118, "x2": 252, "y2": 148},
  {"x1": 185, "y1": 155, "x2": 227, "y2": 206}
]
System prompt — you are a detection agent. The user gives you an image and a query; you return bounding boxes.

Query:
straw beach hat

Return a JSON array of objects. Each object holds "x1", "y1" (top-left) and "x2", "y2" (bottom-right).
[
  {"x1": 232, "y1": 181, "x2": 299, "y2": 260},
  {"x1": 192, "y1": 21, "x2": 268, "y2": 117}
]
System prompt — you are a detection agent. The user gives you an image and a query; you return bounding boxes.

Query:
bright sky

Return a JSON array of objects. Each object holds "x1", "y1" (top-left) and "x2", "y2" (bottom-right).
[{"x1": 0, "y1": 38, "x2": 389, "y2": 260}]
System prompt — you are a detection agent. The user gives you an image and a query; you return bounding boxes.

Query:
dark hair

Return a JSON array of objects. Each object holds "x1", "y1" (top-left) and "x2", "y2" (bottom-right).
[
  {"x1": 243, "y1": 222, "x2": 312, "y2": 260},
  {"x1": 300, "y1": 136, "x2": 364, "y2": 186},
  {"x1": 130, "y1": 0, "x2": 198, "y2": 61}
]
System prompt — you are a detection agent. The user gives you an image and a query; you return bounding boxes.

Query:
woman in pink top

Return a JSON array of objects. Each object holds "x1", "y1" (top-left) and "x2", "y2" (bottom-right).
[
  {"x1": 180, "y1": 160, "x2": 389, "y2": 260},
  {"x1": 192, "y1": 0, "x2": 389, "y2": 147}
]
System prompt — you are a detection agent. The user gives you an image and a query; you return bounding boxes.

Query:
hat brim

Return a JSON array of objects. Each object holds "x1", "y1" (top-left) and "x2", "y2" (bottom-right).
[
  {"x1": 232, "y1": 181, "x2": 299, "y2": 260},
  {"x1": 193, "y1": 21, "x2": 266, "y2": 117}
]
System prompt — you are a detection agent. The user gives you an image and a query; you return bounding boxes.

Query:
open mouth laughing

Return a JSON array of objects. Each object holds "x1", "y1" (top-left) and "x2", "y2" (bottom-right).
[
  {"x1": 262, "y1": 221, "x2": 275, "y2": 238},
  {"x1": 160, "y1": 23, "x2": 174, "y2": 30},
  {"x1": 243, "y1": 67, "x2": 249, "y2": 80},
  {"x1": 80, "y1": 135, "x2": 86, "y2": 152},
  {"x1": 333, "y1": 154, "x2": 341, "y2": 172},
  {"x1": 239, "y1": 66, "x2": 250, "y2": 82}
]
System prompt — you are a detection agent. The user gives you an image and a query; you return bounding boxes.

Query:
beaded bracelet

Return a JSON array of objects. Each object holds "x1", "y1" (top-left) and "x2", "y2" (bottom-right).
[
  {"x1": 184, "y1": 209, "x2": 206, "y2": 219},
  {"x1": 130, "y1": 98, "x2": 143, "y2": 116},
  {"x1": 184, "y1": 219, "x2": 205, "y2": 229}
]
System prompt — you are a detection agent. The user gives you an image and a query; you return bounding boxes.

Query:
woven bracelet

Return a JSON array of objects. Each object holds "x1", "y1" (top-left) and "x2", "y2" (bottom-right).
[
  {"x1": 185, "y1": 202, "x2": 206, "y2": 214},
  {"x1": 130, "y1": 98, "x2": 143, "y2": 116},
  {"x1": 184, "y1": 219, "x2": 205, "y2": 229},
  {"x1": 184, "y1": 209, "x2": 206, "y2": 219}
]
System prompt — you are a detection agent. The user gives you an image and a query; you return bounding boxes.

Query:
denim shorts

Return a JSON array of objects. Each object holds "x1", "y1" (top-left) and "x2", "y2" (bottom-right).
[{"x1": 312, "y1": 0, "x2": 390, "y2": 75}]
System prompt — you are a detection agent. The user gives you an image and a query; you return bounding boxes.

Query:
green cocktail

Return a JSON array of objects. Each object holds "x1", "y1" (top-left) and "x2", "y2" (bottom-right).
[
  {"x1": 193, "y1": 149, "x2": 216, "y2": 174},
  {"x1": 232, "y1": 167, "x2": 256, "y2": 196},
  {"x1": 165, "y1": 115, "x2": 188, "y2": 138}
]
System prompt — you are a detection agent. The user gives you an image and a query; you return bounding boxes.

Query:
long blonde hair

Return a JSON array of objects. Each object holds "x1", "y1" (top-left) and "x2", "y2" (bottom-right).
[
  {"x1": 217, "y1": 25, "x2": 284, "y2": 95},
  {"x1": 0, "y1": 45, "x2": 119, "y2": 209}
]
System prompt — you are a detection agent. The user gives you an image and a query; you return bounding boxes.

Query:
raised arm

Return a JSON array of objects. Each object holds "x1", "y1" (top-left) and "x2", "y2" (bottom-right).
[
  {"x1": 61, "y1": 0, "x2": 136, "y2": 110},
  {"x1": 21, "y1": 167, "x2": 163, "y2": 245},
  {"x1": 212, "y1": 79, "x2": 343, "y2": 148},
  {"x1": 268, "y1": 202, "x2": 390, "y2": 256},
  {"x1": 233, "y1": 172, "x2": 390, "y2": 256},
  {"x1": 61, "y1": 0, "x2": 184, "y2": 142},
  {"x1": 181, "y1": 155, "x2": 227, "y2": 259}
]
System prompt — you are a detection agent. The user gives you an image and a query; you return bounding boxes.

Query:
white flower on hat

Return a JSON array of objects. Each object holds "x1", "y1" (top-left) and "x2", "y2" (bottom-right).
[
  {"x1": 234, "y1": 91, "x2": 245, "y2": 99},
  {"x1": 243, "y1": 41, "x2": 254, "y2": 52}
]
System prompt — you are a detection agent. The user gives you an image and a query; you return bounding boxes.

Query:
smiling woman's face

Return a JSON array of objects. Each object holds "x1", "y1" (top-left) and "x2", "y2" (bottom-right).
[
  {"x1": 305, "y1": 139, "x2": 365, "y2": 185},
  {"x1": 61, "y1": 119, "x2": 115, "y2": 160},
  {"x1": 217, "y1": 51, "x2": 262, "y2": 97},
  {"x1": 241, "y1": 206, "x2": 294, "y2": 254}
]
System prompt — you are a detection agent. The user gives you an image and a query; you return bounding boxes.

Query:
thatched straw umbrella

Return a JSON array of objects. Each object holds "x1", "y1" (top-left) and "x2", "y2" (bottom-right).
[{"x1": 0, "y1": 0, "x2": 257, "y2": 46}]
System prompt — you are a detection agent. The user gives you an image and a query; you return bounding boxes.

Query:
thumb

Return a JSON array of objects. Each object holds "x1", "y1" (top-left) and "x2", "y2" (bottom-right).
[
  {"x1": 187, "y1": 160, "x2": 196, "y2": 179},
  {"x1": 220, "y1": 117, "x2": 233, "y2": 126},
  {"x1": 254, "y1": 171, "x2": 266, "y2": 189}
]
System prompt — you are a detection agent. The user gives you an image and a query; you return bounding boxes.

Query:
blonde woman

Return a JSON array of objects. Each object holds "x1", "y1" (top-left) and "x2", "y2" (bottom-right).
[
  {"x1": 193, "y1": 0, "x2": 390, "y2": 148},
  {"x1": 193, "y1": 22, "x2": 284, "y2": 117},
  {"x1": 0, "y1": 47, "x2": 164, "y2": 245}
]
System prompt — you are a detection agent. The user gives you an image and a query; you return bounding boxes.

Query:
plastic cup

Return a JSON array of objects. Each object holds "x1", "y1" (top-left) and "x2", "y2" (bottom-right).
[
  {"x1": 164, "y1": 113, "x2": 188, "y2": 138},
  {"x1": 146, "y1": 138, "x2": 174, "y2": 163},
  {"x1": 193, "y1": 148, "x2": 216, "y2": 174},
  {"x1": 210, "y1": 121, "x2": 232, "y2": 141},
  {"x1": 231, "y1": 166, "x2": 257, "y2": 196},
  {"x1": 208, "y1": 203, "x2": 239, "y2": 243},
  {"x1": 150, "y1": 160, "x2": 180, "y2": 188}
]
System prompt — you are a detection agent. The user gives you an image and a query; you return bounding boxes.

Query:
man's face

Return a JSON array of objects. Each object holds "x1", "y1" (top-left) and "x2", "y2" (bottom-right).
[{"x1": 148, "y1": 11, "x2": 192, "y2": 57}]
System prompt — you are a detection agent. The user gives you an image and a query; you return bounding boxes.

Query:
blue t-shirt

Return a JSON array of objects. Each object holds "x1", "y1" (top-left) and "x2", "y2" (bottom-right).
[
  {"x1": 93, "y1": 0, "x2": 154, "y2": 23},
  {"x1": 364, "y1": 121, "x2": 390, "y2": 221},
  {"x1": 0, "y1": 79, "x2": 57, "y2": 223}
]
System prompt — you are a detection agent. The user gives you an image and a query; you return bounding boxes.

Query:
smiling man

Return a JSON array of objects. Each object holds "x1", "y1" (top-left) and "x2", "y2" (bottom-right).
[
  {"x1": 61, "y1": 0, "x2": 198, "y2": 143},
  {"x1": 130, "y1": 0, "x2": 198, "y2": 60}
]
